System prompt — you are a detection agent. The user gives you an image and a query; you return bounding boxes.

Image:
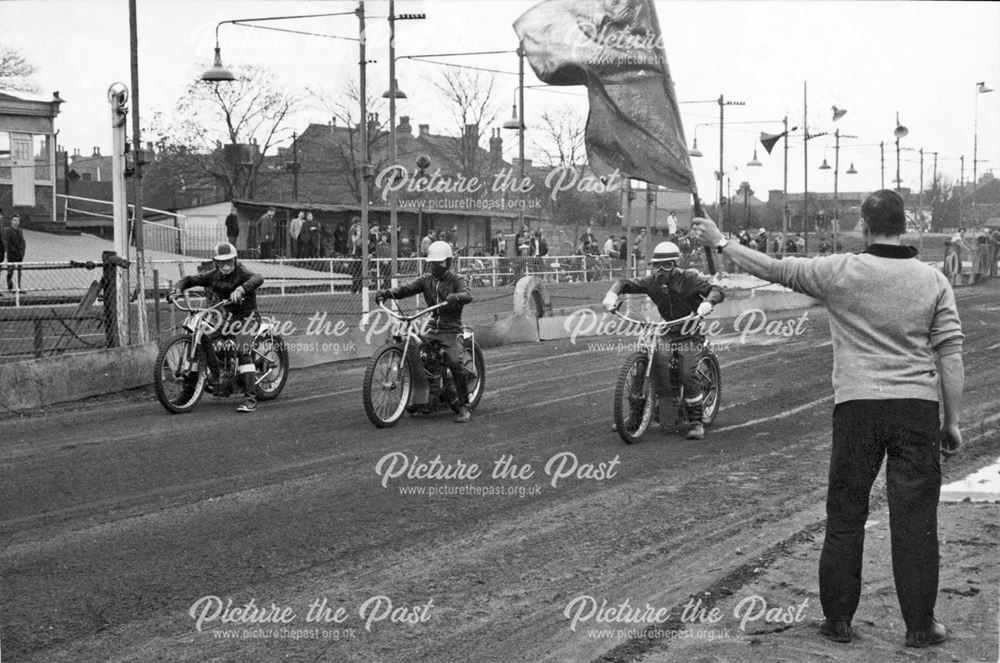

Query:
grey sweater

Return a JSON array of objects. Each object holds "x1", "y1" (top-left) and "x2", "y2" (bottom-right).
[{"x1": 767, "y1": 244, "x2": 963, "y2": 404}]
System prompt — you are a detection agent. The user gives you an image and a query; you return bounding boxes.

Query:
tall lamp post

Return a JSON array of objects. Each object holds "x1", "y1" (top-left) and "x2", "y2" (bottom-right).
[
  {"x1": 973, "y1": 81, "x2": 993, "y2": 192},
  {"x1": 201, "y1": 5, "x2": 372, "y2": 302},
  {"x1": 894, "y1": 111, "x2": 908, "y2": 190}
]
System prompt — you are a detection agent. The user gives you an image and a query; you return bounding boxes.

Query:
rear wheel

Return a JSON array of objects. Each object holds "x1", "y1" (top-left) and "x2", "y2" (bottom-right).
[
  {"x1": 695, "y1": 351, "x2": 722, "y2": 425},
  {"x1": 363, "y1": 344, "x2": 412, "y2": 427},
  {"x1": 154, "y1": 334, "x2": 207, "y2": 414},
  {"x1": 253, "y1": 334, "x2": 289, "y2": 400},
  {"x1": 613, "y1": 353, "x2": 654, "y2": 444}
]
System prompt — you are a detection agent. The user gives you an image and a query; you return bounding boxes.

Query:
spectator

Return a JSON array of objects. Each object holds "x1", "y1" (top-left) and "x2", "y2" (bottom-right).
[
  {"x1": 490, "y1": 230, "x2": 506, "y2": 257},
  {"x1": 376, "y1": 233, "x2": 392, "y2": 288},
  {"x1": 289, "y1": 210, "x2": 305, "y2": 258},
  {"x1": 794, "y1": 233, "x2": 805, "y2": 254},
  {"x1": 756, "y1": 228, "x2": 769, "y2": 254},
  {"x1": 2, "y1": 214, "x2": 26, "y2": 291},
  {"x1": 989, "y1": 228, "x2": 1000, "y2": 278},
  {"x1": 300, "y1": 212, "x2": 321, "y2": 258},
  {"x1": 419, "y1": 229, "x2": 434, "y2": 258},
  {"x1": 618, "y1": 235, "x2": 628, "y2": 261},
  {"x1": 818, "y1": 237, "x2": 832, "y2": 255},
  {"x1": 692, "y1": 189, "x2": 964, "y2": 649},
  {"x1": 534, "y1": 229, "x2": 549, "y2": 257},
  {"x1": 256, "y1": 207, "x2": 276, "y2": 259},
  {"x1": 224, "y1": 205, "x2": 240, "y2": 251},
  {"x1": 0, "y1": 208, "x2": 6, "y2": 262},
  {"x1": 580, "y1": 226, "x2": 596, "y2": 251},
  {"x1": 949, "y1": 227, "x2": 969, "y2": 274},
  {"x1": 666, "y1": 210, "x2": 678, "y2": 238},
  {"x1": 602, "y1": 234, "x2": 616, "y2": 256},
  {"x1": 333, "y1": 222, "x2": 347, "y2": 256},
  {"x1": 972, "y1": 228, "x2": 990, "y2": 278},
  {"x1": 785, "y1": 235, "x2": 798, "y2": 254}
]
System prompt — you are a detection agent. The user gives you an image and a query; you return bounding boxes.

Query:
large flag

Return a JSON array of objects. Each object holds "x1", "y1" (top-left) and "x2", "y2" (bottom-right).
[{"x1": 513, "y1": 0, "x2": 695, "y2": 193}]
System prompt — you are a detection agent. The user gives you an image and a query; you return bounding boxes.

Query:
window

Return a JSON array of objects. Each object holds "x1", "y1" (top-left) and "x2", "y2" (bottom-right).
[
  {"x1": 0, "y1": 132, "x2": 10, "y2": 180},
  {"x1": 34, "y1": 134, "x2": 52, "y2": 182}
]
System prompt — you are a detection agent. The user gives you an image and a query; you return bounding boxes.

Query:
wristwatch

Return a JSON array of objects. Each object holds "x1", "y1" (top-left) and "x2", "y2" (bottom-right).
[{"x1": 715, "y1": 237, "x2": 730, "y2": 254}]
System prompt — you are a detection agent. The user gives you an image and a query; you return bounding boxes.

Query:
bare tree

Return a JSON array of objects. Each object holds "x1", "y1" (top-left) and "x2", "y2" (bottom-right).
[
  {"x1": 431, "y1": 68, "x2": 500, "y2": 180},
  {"x1": 157, "y1": 64, "x2": 297, "y2": 200},
  {"x1": 307, "y1": 80, "x2": 388, "y2": 204},
  {"x1": 532, "y1": 106, "x2": 586, "y2": 168},
  {"x1": 0, "y1": 46, "x2": 40, "y2": 94}
]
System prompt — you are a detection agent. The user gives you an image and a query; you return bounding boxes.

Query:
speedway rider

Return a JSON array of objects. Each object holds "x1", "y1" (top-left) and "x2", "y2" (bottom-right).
[
  {"x1": 169, "y1": 241, "x2": 265, "y2": 413},
  {"x1": 602, "y1": 241, "x2": 725, "y2": 439},
  {"x1": 375, "y1": 240, "x2": 475, "y2": 423}
]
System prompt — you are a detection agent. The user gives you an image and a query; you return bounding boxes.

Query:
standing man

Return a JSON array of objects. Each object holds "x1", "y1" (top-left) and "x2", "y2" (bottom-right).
[
  {"x1": 2, "y1": 214, "x2": 26, "y2": 291},
  {"x1": 289, "y1": 210, "x2": 305, "y2": 258},
  {"x1": 224, "y1": 205, "x2": 240, "y2": 253},
  {"x1": 256, "y1": 206, "x2": 276, "y2": 259},
  {"x1": 949, "y1": 227, "x2": 969, "y2": 275},
  {"x1": 666, "y1": 210, "x2": 678, "y2": 239},
  {"x1": 691, "y1": 189, "x2": 964, "y2": 648}
]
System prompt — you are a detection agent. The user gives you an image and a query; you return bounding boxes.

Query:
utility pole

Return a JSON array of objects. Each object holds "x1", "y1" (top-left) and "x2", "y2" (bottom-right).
[{"x1": 128, "y1": 0, "x2": 148, "y2": 343}]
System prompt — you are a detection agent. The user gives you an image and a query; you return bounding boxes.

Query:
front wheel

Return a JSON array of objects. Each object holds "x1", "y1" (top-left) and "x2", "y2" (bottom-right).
[
  {"x1": 695, "y1": 352, "x2": 722, "y2": 426},
  {"x1": 154, "y1": 334, "x2": 207, "y2": 414},
  {"x1": 613, "y1": 353, "x2": 654, "y2": 444},
  {"x1": 363, "y1": 344, "x2": 412, "y2": 428},
  {"x1": 253, "y1": 334, "x2": 289, "y2": 401},
  {"x1": 464, "y1": 341, "x2": 486, "y2": 410}
]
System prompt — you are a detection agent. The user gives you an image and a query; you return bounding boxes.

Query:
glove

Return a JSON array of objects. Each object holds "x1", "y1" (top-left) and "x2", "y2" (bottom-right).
[
  {"x1": 446, "y1": 293, "x2": 463, "y2": 305},
  {"x1": 229, "y1": 286, "x2": 245, "y2": 304},
  {"x1": 602, "y1": 292, "x2": 619, "y2": 312},
  {"x1": 375, "y1": 290, "x2": 392, "y2": 304},
  {"x1": 696, "y1": 301, "x2": 714, "y2": 317}
]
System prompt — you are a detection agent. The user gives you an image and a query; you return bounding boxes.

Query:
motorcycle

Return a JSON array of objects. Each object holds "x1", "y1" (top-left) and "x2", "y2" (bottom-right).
[
  {"x1": 153, "y1": 293, "x2": 289, "y2": 413},
  {"x1": 362, "y1": 301, "x2": 486, "y2": 428},
  {"x1": 611, "y1": 307, "x2": 721, "y2": 444}
]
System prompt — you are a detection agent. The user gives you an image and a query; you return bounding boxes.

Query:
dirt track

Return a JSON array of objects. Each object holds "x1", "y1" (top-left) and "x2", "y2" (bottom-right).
[{"x1": 2, "y1": 283, "x2": 998, "y2": 662}]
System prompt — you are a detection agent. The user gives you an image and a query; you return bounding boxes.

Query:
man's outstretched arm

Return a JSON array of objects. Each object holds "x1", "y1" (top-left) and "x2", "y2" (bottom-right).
[{"x1": 690, "y1": 216, "x2": 778, "y2": 280}]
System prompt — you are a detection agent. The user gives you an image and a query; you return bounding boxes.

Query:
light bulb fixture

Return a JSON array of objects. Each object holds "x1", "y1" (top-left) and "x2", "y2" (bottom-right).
[
  {"x1": 846, "y1": 163, "x2": 858, "y2": 175},
  {"x1": 689, "y1": 137, "x2": 703, "y2": 158},
  {"x1": 381, "y1": 79, "x2": 407, "y2": 99},
  {"x1": 747, "y1": 149, "x2": 762, "y2": 167},
  {"x1": 819, "y1": 158, "x2": 831, "y2": 170},
  {"x1": 893, "y1": 111, "x2": 908, "y2": 139},
  {"x1": 201, "y1": 45, "x2": 235, "y2": 82}
]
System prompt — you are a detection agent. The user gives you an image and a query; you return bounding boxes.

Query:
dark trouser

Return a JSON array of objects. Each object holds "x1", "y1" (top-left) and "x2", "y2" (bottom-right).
[
  {"x1": 259, "y1": 241, "x2": 273, "y2": 259},
  {"x1": 820, "y1": 399, "x2": 941, "y2": 631},
  {"x1": 201, "y1": 314, "x2": 260, "y2": 394},
  {"x1": 649, "y1": 340, "x2": 704, "y2": 420},
  {"x1": 6, "y1": 258, "x2": 22, "y2": 289},
  {"x1": 406, "y1": 331, "x2": 471, "y2": 407}
]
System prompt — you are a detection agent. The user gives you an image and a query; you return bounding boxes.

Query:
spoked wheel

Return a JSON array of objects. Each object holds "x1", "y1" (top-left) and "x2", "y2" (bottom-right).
[
  {"x1": 363, "y1": 344, "x2": 412, "y2": 428},
  {"x1": 695, "y1": 351, "x2": 722, "y2": 426},
  {"x1": 154, "y1": 334, "x2": 207, "y2": 414},
  {"x1": 253, "y1": 334, "x2": 289, "y2": 401},
  {"x1": 464, "y1": 341, "x2": 486, "y2": 410},
  {"x1": 613, "y1": 353, "x2": 655, "y2": 444}
]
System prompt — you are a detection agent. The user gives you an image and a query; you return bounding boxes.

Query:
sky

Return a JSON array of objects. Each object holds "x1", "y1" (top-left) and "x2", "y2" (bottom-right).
[{"x1": 2, "y1": 0, "x2": 999, "y2": 202}]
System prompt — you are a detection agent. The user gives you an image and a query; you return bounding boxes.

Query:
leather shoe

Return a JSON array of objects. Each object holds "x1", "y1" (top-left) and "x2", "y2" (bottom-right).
[
  {"x1": 406, "y1": 402, "x2": 432, "y2": 415},
  {"x1": 819, "y1": 620, "x2": 853, "y2": 643},
  {"x1": 905, "y1": 620, "x2": 947, "y2": 648},
  {"x1": 453, "y1": 406, "x2": 471, "y2": 423}
]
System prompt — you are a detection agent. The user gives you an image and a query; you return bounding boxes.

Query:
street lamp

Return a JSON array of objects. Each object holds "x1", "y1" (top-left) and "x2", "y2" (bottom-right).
[
  {"x1": 894, "y1": 111, "x2": 908, "y2": 191},
  {"x1": 718, "y1": 95, "x2": 746, "y2": 232},
  {"x1": 200, "y1": 5, "x2": 373, "y2": 303},
  {"x1": 803, "y1": 81, "x2": 845, "y2": 253},
  {"x1": 973, "y1": 81, "x2": 993, "y2": 192}
]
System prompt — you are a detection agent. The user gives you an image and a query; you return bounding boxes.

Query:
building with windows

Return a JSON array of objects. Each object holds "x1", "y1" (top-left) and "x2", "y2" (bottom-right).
[{"x1": 0, "y1": 90, "x2": 63, "y2": 225}]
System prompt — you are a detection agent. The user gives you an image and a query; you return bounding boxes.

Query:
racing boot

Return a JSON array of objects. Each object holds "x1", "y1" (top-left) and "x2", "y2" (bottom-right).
[
  {"x1": 236, "y1": 366, "x2": 257, "y2": 413},
  {"x1": 657, "y1": 394, "x2": 674, "y2": 433},
  {"x1": 685, "y1": 398, "x2": 705, "y2": 440},
  {"x1": 452, "y1": 368, "x2": 472, "y2": 423}
]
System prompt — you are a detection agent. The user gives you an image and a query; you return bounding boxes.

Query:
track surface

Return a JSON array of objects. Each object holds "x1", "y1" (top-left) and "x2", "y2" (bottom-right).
[{"x1": 2, "y1": 283, "x2": 998, "y2": 662}]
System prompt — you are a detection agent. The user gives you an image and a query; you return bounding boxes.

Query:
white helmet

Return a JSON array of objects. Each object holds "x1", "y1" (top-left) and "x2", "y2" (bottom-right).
[
  {"x1": 649, "y1": 241, "x2": 681, "y2": 264},
  {"x1": 213, "y1": 241, "x2": 238, "y2": 261},
  {"x1": 426, "y1": 240, "x2": 453, "y2": 262}
]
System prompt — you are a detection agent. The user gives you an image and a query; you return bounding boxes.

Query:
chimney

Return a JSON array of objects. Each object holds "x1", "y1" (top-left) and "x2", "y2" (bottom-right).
[
  {"x1": 398, "y1": 115, "x2": 412, "y2": 137},
  {"x1": 418, "y1": 124, "x2": 429, "y2": 136},
  {"x1": 92, "y1": 146, "x2": 101, "y2": 157},
  {"x1": 489, "y1": 128, "x2": 503, "y2": 170}
]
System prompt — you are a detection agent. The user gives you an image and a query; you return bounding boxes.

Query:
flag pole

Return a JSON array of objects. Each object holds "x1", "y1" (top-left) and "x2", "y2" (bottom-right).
[{"x1": 692, "y1": 193, "x2": 715, "y2": 274}]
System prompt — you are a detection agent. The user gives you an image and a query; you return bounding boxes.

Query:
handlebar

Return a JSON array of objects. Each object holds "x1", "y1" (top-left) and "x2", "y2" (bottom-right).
[
  {"x1": 168, "y1": 291, "x2": 230, "y2": 313},
  {"x1": 377, "y1": 300, "x2": 448, "y2": 322},
  {"x1": 611, "y1": 306, "x2": 699, "y2": 328}
]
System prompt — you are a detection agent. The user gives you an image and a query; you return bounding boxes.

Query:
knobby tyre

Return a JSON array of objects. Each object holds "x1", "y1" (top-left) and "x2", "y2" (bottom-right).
[
  {"x1": 154, "y1": 334, "x2": 207, "y2": 414},
  {"x1": 613, "y1": 353, "x2": 654, "y2": 444},
  {"x1": 253, "y1": 334, "x2": 289, "y2": 401},
  {"x1": 363, "y1": 344, "x2": 412, "y2": 427},
  {"x1": 696, "y1": 351, "x2": 722, "y2": 426},
  {"x1": 464, "y1": 341, "x2": 486, "y2": 410}
]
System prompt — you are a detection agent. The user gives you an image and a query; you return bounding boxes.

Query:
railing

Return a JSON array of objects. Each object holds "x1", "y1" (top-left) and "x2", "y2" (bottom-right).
[{"x1": 57, "y1": 194, "x2": 187, "y2": 255}]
